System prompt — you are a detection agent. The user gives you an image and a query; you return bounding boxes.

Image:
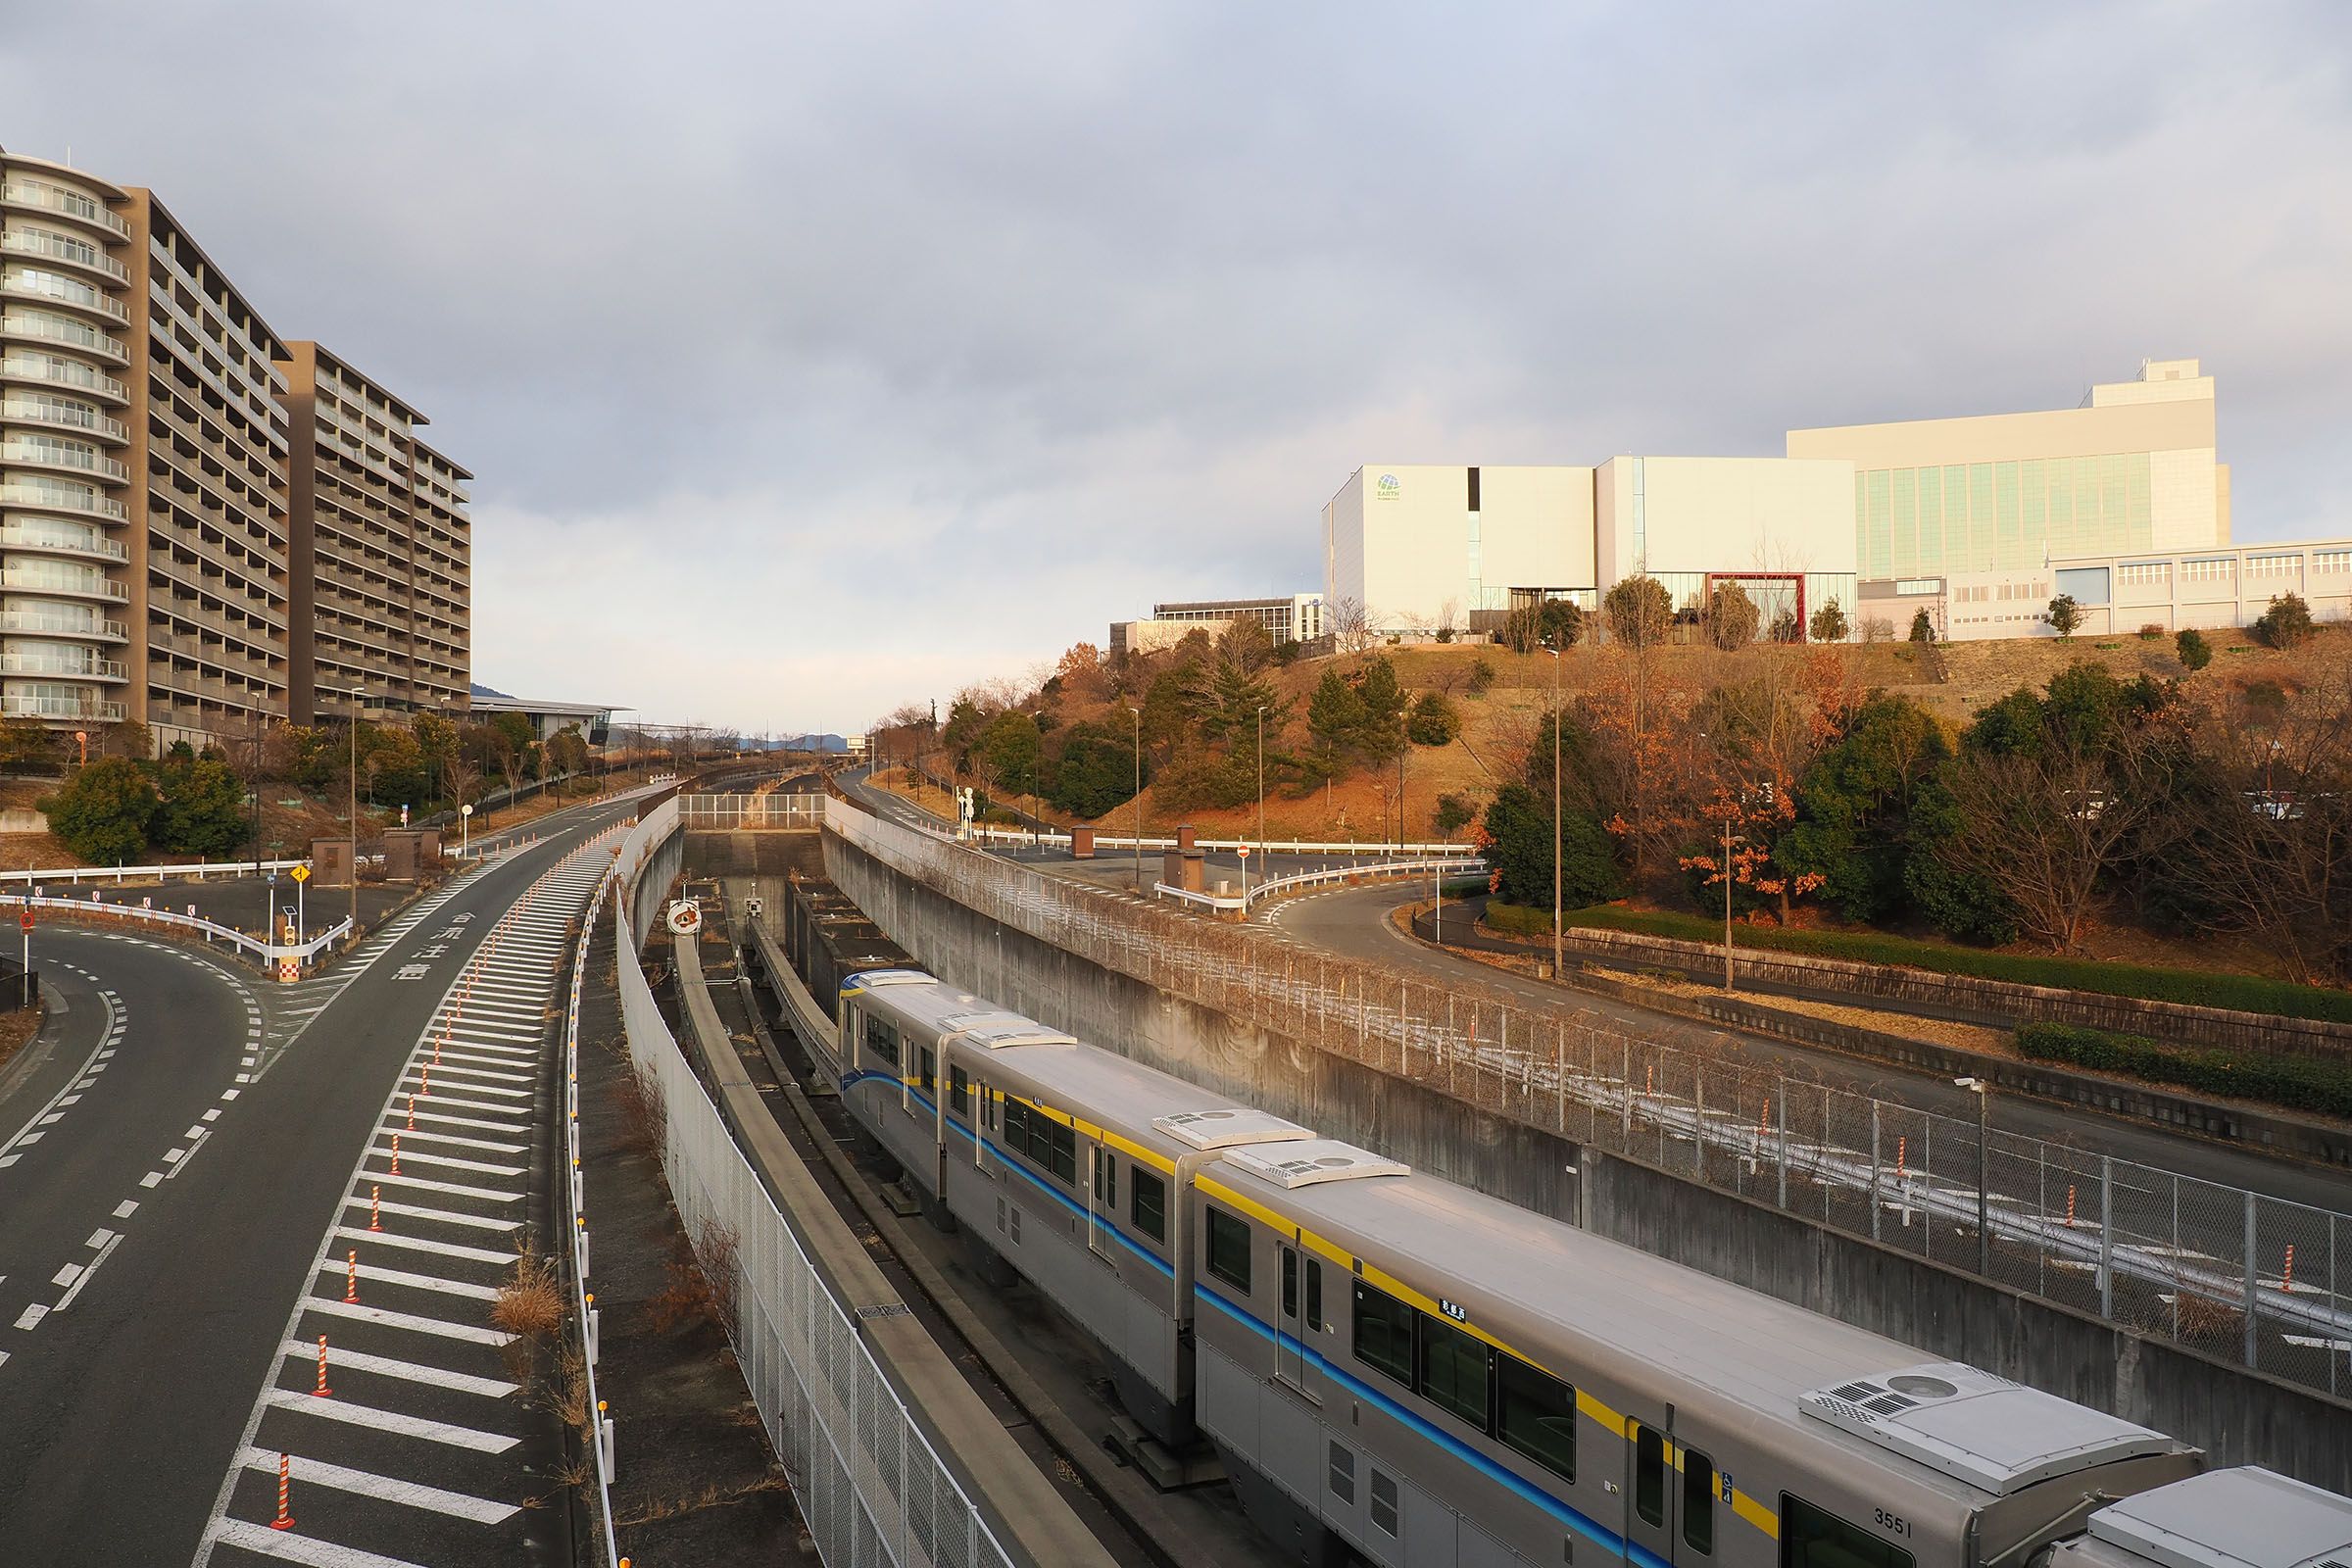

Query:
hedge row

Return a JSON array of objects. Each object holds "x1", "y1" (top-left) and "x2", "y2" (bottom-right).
[
  {"x1": 1478, "y1": 901, "x2": 2352, "y2": 1025},
  {"x1": 2016, "y1": 1022, "x2": 2352, "y2": 1118}
]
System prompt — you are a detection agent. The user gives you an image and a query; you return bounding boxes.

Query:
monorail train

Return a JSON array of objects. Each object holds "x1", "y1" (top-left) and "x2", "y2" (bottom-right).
[{"x1": 830, "y1": 966, "x2": 2349, "y2": 1568}]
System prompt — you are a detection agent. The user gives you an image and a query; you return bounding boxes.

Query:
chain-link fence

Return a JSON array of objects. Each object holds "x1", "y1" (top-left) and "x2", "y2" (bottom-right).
[
  {"x1": 825, "y1": 797, "x2": 2352, "y2": 1401},
  {"x1": 614, "y1": 801, "x2": 1015, "y2": 1568}
]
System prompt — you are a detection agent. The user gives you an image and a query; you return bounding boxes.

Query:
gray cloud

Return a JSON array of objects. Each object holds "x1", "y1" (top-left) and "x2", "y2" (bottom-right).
[{"x1": 12, "y1": 2, "x2": 2348, "y2": 728}]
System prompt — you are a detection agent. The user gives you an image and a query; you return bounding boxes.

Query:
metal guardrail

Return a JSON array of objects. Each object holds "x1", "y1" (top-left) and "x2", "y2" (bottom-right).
[
  {"x1": 0, "y1": 857, "x2": 311, "y2": 887},
  {"x1": 0, "y1": 890, "x2": 353, "y2": 969},
  {"x1": 612, "y1": 800, "x2": 1018, "y2": 1568},
  {"x1": 822, "y1": 795, "x2": 2352, "y2": 1401},
  {"x1": 563, "y1": 838, "x2": 625, "y2": 1566},
  {"x1": 1153, "y1": 857, "x2": 1486, "y2": 912}
]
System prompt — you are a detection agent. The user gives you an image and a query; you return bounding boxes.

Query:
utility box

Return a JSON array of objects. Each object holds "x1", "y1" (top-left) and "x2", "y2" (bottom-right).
[
  {"x1": 381, "y1": 830, "x2": 423, "y2": 883},
  {"x1": 1071, "y1": 825, "x2": 1095, "y2": 859},
  {"x1": 311, "y1": 837, "x2": 355, "y2": 887},
  {"x1": 415, "y1": 827, "x2": 443, "y2": 862}
]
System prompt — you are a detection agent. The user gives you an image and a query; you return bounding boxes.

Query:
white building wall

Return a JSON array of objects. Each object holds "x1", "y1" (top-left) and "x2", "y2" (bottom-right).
[{"x1": 1325, "y1": 464, "x2": 1592, "y2": 631}]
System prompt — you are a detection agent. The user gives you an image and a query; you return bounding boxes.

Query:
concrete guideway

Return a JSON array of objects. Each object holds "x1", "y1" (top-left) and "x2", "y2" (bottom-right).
[{"x1": 0, "y1": 791, "x2": 647, "y2": 1564}]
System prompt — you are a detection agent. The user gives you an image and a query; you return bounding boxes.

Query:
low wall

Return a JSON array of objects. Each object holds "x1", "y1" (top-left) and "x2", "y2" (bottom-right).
[
  {"x1": 1535, "y1": 922, "x2": 2352, "y2": 1063},
  {"x1": 826, "y1": 831, "x2": 2352, "y2": 1492},
  {"x1": 1415, "y1": 909, "x2": 2352, "y2": 1170}
]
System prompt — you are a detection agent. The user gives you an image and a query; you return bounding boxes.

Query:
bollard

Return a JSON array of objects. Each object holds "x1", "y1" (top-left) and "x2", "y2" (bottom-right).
[
  {"x1": 313, "y1": 1335, "x2": 332, "y2": 1397},
  {"x1": 2283, "y1": 1243, "x2": 2296, "y2": 1294},
  {"x1": 1643, "y1": 1064, "x2": 1653, "y2": 1097},
  {"x1": 344, "y1": 1250, "x2": 359, "y2": 1304},
  {"x1": 577, "y1": 1215, "x2": 590, "y2": 1279},
  {"x1": 369, "y1": 1184, "x2": 382, "y2": 1232},
  {"x1": 406, "y1": 1094, "x2": 416, "y2": 1132},
  {"x1": 390, "y1": 1133, "x2": 402, "y2": 1176},
  {"x1": 270, "y1": 1452, "x2": 295, "y2": 1530},
  {"x1": 2066, "y1": 1185, "x2": 2077, "y2": 1228},
  {"x1": 586, "y1": 1296, "x2": 600, "y2": 1364},
  {"x1": 418, "y1": 1066, "x2": 430, "y2": 1098},
  {"x1": 597, "y1": 1399, "x2": 614, "y2": 1472}
]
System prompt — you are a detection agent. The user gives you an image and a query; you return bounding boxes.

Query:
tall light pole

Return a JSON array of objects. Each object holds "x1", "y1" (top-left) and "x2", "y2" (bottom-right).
[
  {"x1": 1547, "y1": 646, "x2": 1562, "y2": 980},
  {"x1": 1254, "y1": 704, "x2": 1266, "y2": 859},
  {"x1": 340, "y1": 686, "x2": 368, "y2": 930},
  {"x1": 1127, "y1": 704, "x2": 1143, "y2": 893},
  {"x1": 1956, "y1": 1077, "x2": 1991, "y2": 1276},
  {"x1": 1722, "y1": 809, "x2": 1737, "y2": 990}
]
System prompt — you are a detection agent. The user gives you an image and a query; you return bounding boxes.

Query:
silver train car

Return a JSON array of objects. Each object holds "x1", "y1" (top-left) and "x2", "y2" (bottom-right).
[
  {"x1": 2043, "y1": 1466, "x2": 2352, "y2": 1568},
  {"x1": 832, "y1": 969, "x2": 2222, "y2": 1568}
]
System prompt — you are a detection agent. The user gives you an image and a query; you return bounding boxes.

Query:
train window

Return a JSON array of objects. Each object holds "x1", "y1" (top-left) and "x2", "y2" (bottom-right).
[
  {"x1": 1044, "y1": 1120, "x2": 1077, "y2": 1186},
  {"x1": 1206, "y1": 1207, "x2": 1251, "y2": 1293},
  {"x1": 917, "y1": 1049, "x2": 934, "y2": 1093},
  {"x1": 1305, "y1": 1259, "x2": 1324, "y2": 1332},
  {"x1": 863, "y1": 1013, "x2": 900, "y2": 1069},
  {"x1": 1327, "y1": 1441, "x2": 1355, "y2": 1504},
  {"x1": 1094, "y1": 1150, "x2": 1116, "y2": 1209},
  {"x1": 1635, "y1": 1426, "x2": 1665, "y2": 1526},
  {"x1": 950, "y1": 1066, "x2": 969, "y2": 1119},
  {"x1": 1495, "y1": 1354, "x2": 1576, "y2": 1482},
  {"x1": 1282, "y1": 1250, "x2": 1298, "y2": 1318},
  {"x1": 1130, "y1": 1170, "x2": 1167, "y2": 1244},
  {"x1": 1370, "y1": 1471, "x2": 1399, "y2": 1538},
  {"x1": 1004, "y1": 1098, "x2": 1033, "y2": 1153},
  {"x1": 1683, "y1": 1449, "x2": 1716, "y2": 1555},
  {"x1": 1417, "y1": 1311, "x2": 1493, "y2": 1429},
  {"x1": 1781, "y1": 1493, "x2": 1913, "y2": 1568},
  {"x1": 1350, "y1": 1281, "x2": 1414, "y2": 1389}
]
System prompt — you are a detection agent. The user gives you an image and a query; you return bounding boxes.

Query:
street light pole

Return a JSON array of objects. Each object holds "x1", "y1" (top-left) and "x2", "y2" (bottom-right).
[
  {"x1": 1957, "y1": 1077, "x2": 1991, "y2": 1276},
  {"x1": 347, "y1": 690, "x2": 363, "y2": 929},
  {"x1": 1547, "y1": 647, "x2": 1562, "y2": 979},
  {"x1": 1128, "y1": 704, "x2": 1143, "y2": 894},
  {"x1": 1255, "y1": 704, "x2": 1266, "y2": 862},
  {"x1": 1723, "y1": 811, "x2": 1736, "y2": 991}
]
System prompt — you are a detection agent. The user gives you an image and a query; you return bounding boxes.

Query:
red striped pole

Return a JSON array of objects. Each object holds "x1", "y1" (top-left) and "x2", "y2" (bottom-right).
[
  {"x1": 313, "y1": 1335, "x2": 331, "y2": 1397},
  {"x1": 2283, "y1": 1244, "x2": 2296, "y2": 1293},
  {"x1": 406, "y1": 1094, "x2": 416, "y2": 1131},
  {"x1": 418, "y1": 1066, "x2": 430, "y2": 1098},
  {"x1": 390, "y1": 1133, "x2": 402, "y2": 1175},
  {"x1": 1896, "y1": 1135, "x2": 1908, "y2": 1180},
  {"x1": 343, "y1": 1249, "x2": 358, "y2": 1303},
  {"x1": 369, "y1": 1184, "x2": 382, "y2": 1232},
  {"x1": 270, "y1": 1452, "x2": 295, "y2": 1530}
]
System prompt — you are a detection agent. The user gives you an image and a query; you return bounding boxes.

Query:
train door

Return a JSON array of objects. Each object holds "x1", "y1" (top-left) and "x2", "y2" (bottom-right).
[
  {"x1": 1088, "y1": 1144, "x2": 1117, "y2": 1263},
  {"x1": 1276, "y1": 1237, "x2": 1307, "y2": 1390},
  {"x1": 1624, "y1": 1412, "x2": 1676, "y2": 1568}
]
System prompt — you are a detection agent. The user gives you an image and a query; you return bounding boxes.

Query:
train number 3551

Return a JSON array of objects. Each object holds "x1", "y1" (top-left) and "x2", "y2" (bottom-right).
[{"x1": 1874, "y1": 1510, "x2": 1913, "y2": 1538}]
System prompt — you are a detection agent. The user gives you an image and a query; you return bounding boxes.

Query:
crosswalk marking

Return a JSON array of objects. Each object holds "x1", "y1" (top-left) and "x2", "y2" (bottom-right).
[
  {"x1": 273, "y1": 1340, "x2": 516, "y2": 1397},
  {"x1": 364, "y1": 1170, "x2": 523, "y2": 1203},
  {"x1": 301, "y1": 1296, "x2": 514, "y2": 1346},
  {"x1": 264, "y1": 1381, "x2": 520, "y2": 1451},
  {"x1": 329, "y1": 1226, "x2": 516, "y2": 1266},
  {"x1": 340, "y1": 1196, "x2": 517, "y2": 1232},
  {"x1": 207, "y1": 1517, "x2": 433, "y2": 1567},
  {"x1": 235, "y1": 1446, "x2": 519, "y2": 1524},
  {"x1": 369, "y1": 1125, "x2": 526, "y2": 1154}
]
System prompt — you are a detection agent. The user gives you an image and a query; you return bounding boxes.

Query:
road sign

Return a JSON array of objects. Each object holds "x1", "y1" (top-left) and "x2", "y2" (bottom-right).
[
  {"x1": 1237, "y1": 846, "x2": 1250, "y2": 858},
  {"x1": 291, "y1": 862, "x2": 312, "y2": 884},
  {"x1": 19, "y1": 909, "x2": 32, "y2": 931},
  {"x1": 665, "y1": 900, "x2": 703, "y2": 935},
  {"x1": 461, "y1": 803, "x2": 474, "y2": 817}
]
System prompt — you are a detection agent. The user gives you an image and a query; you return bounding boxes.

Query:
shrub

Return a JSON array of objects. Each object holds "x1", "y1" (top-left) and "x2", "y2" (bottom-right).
[
  {"x1": 1908, "y1": 609, "x2": 1935, "y2": 643},
  {"x1": 2017, "y1": 1022, "x2": 2352, "y2": 1118},
  {"x1": 40, "y1": 758, "x2": 159, "y2": 865},
  {"x1": 2137, "y1": 623, "x2": 2166, "y2": 641},
  {"x1": 1433, "y1": 791, "x2": 1476, "y2": 836},
  {"x1": 1406, "y1": 691, "x2": 1460, "y2": 746},
  {"x1": 2176, "y1": 628, "x2": 2213, "y2": 671},
  {"x1": 1465, "y1": 659, "x2": 1495, "y2": 698},
  {"x1": 2046, "y1": 594, "x2": 2082, "y2": 638},
  {"x1": 2253, "y1": 592, "x2": 2315, "y2": 650},
  {"x1": 1808, "y1": 599, "x2": 1849, "y2": 643}
]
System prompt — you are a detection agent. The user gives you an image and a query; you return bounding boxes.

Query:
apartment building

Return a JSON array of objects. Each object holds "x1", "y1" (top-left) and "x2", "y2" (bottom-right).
[
  {"x1": 279, "y1": 343, "x2": 471, "y2": 723},
  {"x1": 0, "y1": 146, "x2": 469, "y2": 752}
]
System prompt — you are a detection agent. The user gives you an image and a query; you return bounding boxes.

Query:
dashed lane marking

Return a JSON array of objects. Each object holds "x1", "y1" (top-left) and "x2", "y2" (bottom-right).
[
  {"x1": 206, "y1": 1516, "x2": 431, "y2": 1567},
  {"x1": 15, "y1": 1304, "x2": 46, "y2": 1330},
  {"x1": 113, "y1": 1200, "x2": 137, "y2": 1218},
  {"x1": 234, "y1": 1446, "x2": 519, "y2": 1525}
]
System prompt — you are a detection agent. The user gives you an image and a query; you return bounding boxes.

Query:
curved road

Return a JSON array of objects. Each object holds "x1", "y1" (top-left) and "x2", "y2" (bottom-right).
[{"x1": 1266, "y1": 880, "x2": 2352, "y2": 1213}]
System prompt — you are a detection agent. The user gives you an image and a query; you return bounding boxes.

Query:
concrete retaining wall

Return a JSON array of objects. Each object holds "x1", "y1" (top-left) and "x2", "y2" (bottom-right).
[
  {"x1": 822, "y1": 831, "x2": 2352, "y2": 1492},
  {"x1": 1539, "y1": 923, "x2": 2352, "y2": 1063}
]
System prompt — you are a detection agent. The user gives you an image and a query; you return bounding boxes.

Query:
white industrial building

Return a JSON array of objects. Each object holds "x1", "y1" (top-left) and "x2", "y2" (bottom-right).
[{"x1": 1323, "y1": 361, "x2": 2343, "y2": 645}]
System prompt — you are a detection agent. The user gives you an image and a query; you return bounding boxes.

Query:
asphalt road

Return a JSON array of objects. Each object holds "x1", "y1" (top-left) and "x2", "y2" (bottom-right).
[
  {"x1": 1266, "y1": 880, "x2": 2352, "y2": 1213},
  {"x1": 0, "y1": 787, "x2": 649, "y2": 1566}
]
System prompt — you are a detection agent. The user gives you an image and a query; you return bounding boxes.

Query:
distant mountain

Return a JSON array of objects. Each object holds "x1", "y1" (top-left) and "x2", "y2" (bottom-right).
[
  {"x1": 469, "y1": 682, "x2": 514, "y2": 699},
  {"x1": 778, "y1": 733, "x2": 849, "y2": 753}
]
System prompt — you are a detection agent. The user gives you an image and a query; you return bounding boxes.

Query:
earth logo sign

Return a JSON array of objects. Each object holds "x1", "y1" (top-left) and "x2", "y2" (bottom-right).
[{"x1": 1376, "y1": 472, "x2": 1401, "y2": 499}]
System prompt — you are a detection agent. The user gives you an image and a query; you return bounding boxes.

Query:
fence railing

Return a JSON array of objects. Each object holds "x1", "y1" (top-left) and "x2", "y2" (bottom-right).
[
  {"x1": 822, "y1": 796, "x2": 2352, "y2": 1402},
  {"x1": 1152, "y1": 857, "x2": 1487, "y2": 913},
  {"x1": 564, "y1": 846, "x2": 624, "y2": 1565},
  {"x1": 0, "y1": 890, "x2": 353, "y2": 970},
  {"x1": 612, "y1": 799, "x2": 1017, "y2": 1567},
  {"x1": 677, "y1": 793, "x2": 824, "y2": 829},
  {"x1": 0, "y1": 857, "x2": 309, "y2": 887}
]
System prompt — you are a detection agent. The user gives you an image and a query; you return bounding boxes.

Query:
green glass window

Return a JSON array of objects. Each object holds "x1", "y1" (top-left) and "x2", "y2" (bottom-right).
[
  {"x1": 1416, "y1": 1312, "x2": 1492, "y2": 1430},
  {"x1": 1889, "y1": 467, "x2": 1917, "y2": 577},
  {"x1": 1782, "y1": 1493, "x2": 1914, "y2": 1568},
  {"x1": 1684, "y1": 1448, "x2": 1717, "y2": 1555},
  {"x1": 1495, "y1": 1353, "x2": 1575, "y2": 1480},
  {"x1": 1351, "y1": 1280, "x2": 1414, "y2": 1388},
  {"x1": 1636, "y1": 1425, "x2": 1666, "y2": 1526},
  {"x1": 1205, "y1": 1206, "x2": 1251, "y2": 1293},
  {"x1": 1130, "y1": 1169, "x2": 1167, "y2": 1244}
]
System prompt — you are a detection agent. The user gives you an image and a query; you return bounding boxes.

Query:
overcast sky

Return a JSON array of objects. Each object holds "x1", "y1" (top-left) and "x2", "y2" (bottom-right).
[{"x1": 12, "y1": 4, "x2": 2349, "y2": 733}]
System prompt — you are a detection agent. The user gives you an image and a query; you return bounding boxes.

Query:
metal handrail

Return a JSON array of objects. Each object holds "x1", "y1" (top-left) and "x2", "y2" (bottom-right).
[
  {"x1": 564, "y1": 839, "x2": 624, "y2": 1565},
  {"x1": 0, "y1": 890, "x2": 352, "y2": 966},
  {"x1": 1153, "y1": 856, "x2": 1486, "y2": 912}
]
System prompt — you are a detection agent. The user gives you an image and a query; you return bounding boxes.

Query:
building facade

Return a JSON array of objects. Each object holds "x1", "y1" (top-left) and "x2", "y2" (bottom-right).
[
  {"x1": 1109, "y1": 593, "x2": 1323, "y2": 657},
  {"x1": 1936, "y1": 538, "x2": 2352, "y2": 642},
  {"x1": 1592, "y1": 456, "x2": 1857, "y2": 634},
  {"x1": 1788, "y1": 360, "x2": 2229, "y2": 586},
  {"x1": 0, "y1": 147, "x2": 469, "y2": 752}
]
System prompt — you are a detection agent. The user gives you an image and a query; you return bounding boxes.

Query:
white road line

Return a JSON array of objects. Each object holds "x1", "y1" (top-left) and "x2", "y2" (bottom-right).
[
  {"x1": 207, "y1": 1516, "x2": 432, "y2": 1567},
  {"x1": 233, "y1": 1446, "x2": 518, "y2": 1525},
  {"x1": 428, "y1": 1047, "x2": 539, "y2": 1069},
  {"x1": 369, "y1": 1143, "x2": 523, "y2": 1177},
  {"x1": 0, "y1": 990, "x2": 116, "y2": 1160},
  {"x1": 140, "y1": 1171, "x2": 163, "y2": 1188},
  {"x1": 113, "y1": 1200, "x2": 137, "y2": 1218},
  {"x1": 275, "y1": 1340, "x2": 517, "y2": 1396},
  {"x1": 342, "y1": 1197, "x2": 518, "y2": 1233},
  {"x1": 401, "y1": 1075, "x2": 527, "y2": 1099},
  {"x1": 53, "y1": 1264, "x2": 82, "y2": 1288},
  {"x1": 394, "y1": 1106, "x2": 529, "y2": 1134},
  {"x1": 264, "y1": 1384, "x2": 518, "y2": 1450},
  {"x1": 356, "y1": 1170, "x2": 522, "y2": 1203},
  {"x1": 55, "y1": 1235, "x2": 120, "y2": 1309},
  {"x1": 372, "y1": 1126, "x2": 526, "y2": 1154},
  {"x1": 330, "y1": 1226, "x2": 515, "y2": 1266},
  {"x1": 16, "y1": 1304, "x2": 46, "y2": 1330},
  {"x1": 86, "y1": 1228, "x2": 114, "y2": 1248},
  {"x1": 322, "y1": 1260, "x2": 502, "y2": 1303},
  {"x1": 409, "y1": 1061, "x2": 534, "y2": 1085}
]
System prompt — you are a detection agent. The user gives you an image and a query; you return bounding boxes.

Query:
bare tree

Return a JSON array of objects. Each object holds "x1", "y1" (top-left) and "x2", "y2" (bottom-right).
[{"x1": 1329, "y1": 597, "x2": 1375, "y2": 655}]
